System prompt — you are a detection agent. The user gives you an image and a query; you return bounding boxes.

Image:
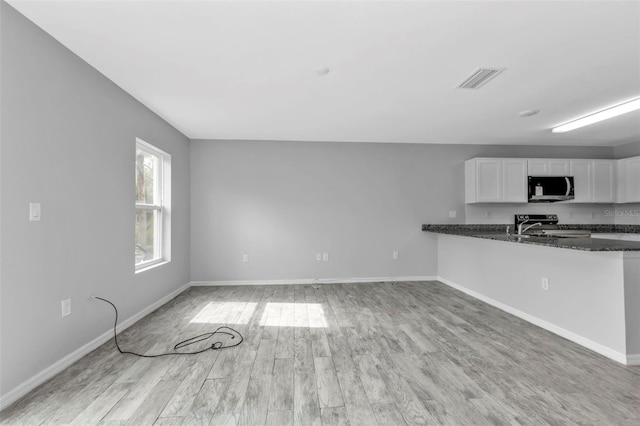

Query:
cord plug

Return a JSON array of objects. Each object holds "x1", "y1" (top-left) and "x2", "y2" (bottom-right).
[{"x1": 87, "y1": 295, "x2": 96, "y2": 301}]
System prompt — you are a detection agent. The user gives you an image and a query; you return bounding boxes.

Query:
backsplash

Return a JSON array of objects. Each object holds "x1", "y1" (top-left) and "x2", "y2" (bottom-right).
[
  {"x1": 464, "y1": 203, "x2": 628, "y2": 225},
  {"x1": 610, "y1": 204, "x2": 640, "y2": 225}
]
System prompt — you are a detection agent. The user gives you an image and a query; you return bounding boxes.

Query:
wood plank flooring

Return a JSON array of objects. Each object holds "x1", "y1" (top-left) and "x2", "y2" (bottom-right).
[{"x1": 1, "y1": 281, "x2": 639, "y2": 425}]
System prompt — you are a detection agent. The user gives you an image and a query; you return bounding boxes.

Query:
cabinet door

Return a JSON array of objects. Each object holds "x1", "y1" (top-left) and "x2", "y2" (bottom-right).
[
  {"x1": 570, "y1": 160, "x2": 592, "y2": 202},
  {"x1": 592, "y1": 160, "x2": 616, "y2": 203},
  {"x1": 528, "y1": 159, "x2": 549, "y2": 176},
  {"x1": 502, "y1": 159, "x2": 528, "y2": 202},
  {"x1": 549, "y1": 159, "x2": 571, "y2": 176},
  {"x1": 623, "y1": 156, "x2": 640, "y2": 203},
  {"x1": 617, "y1": 160, "x2": 626, "y2": 203},
  {"x1": 475, "y1": 159, "x2": 503, "y2": 202}
]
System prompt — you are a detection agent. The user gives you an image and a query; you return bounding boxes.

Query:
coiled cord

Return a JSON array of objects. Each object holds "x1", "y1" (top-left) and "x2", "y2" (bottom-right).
[{"x1": 94, "y1": 296, "x2": 243, "y2": 357}]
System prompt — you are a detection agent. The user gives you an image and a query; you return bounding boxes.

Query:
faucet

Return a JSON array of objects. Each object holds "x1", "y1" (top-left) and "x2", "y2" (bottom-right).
[{"x1": 518, "y1": 221, "x2": 542, "y2": 235}]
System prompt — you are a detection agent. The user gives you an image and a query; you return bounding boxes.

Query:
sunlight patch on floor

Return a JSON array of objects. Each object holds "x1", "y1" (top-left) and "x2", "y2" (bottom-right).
[
  {"x1": 260, "y1": 303, "x2": 327, "y2": 328},
  {"x1": 190, "y1": 301, "x2": 327, "y2": 328},
  {"x1": 190, "y1": 301, "x2": 257, "y2": 324}
]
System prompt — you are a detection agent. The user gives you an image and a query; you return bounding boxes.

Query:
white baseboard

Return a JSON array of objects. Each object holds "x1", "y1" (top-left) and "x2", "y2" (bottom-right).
[
  {"x1": 436, "y1": 276, "x2": 631, "y2": 365},
  {"x1": 625, "y1": 353, "x2": 640, "y2": 365},
  {"x1": 0, "y1": 283, "x2": 190, "y2": 412},
  {"x1": 189, "y1": 276, "x2": 438, "y2": 286}
]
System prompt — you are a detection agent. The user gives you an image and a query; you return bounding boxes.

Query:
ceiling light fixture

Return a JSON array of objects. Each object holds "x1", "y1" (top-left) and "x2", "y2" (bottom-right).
[
  {"x1": 315, "y1": 67, "x2": 330, "y2": 76},
  {"x1": 552, "y1": 97, "x2": 640, "y2": 133}
]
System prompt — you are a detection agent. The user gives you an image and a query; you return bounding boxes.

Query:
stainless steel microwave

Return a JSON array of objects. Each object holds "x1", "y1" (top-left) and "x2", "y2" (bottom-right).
[{"x1": 528, "y1": 176, "x2": 574, "y2": 202}]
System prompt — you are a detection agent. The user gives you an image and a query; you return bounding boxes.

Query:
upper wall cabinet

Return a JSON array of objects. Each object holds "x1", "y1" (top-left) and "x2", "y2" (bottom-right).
[
  {"x1": 617, "y1": 156, "x2": 640, "y2": 203},
  {"x1": 569, "y1": 159, "x2": 616, "y2": 203},
  {"x1": 465, "y1": 156, "x2": 634, "y2": 204},
  {"x1": 569, "y1": 159, "x2": 592, "y2": 203},
  {"x1": 592, "y1": 160, "x2": 616, "y2": 203},
  {"x1": 528, "y1": 159, "x2": 571, "y2": 176},
  {"x1": 465, "y1": 158, "x2": 527, "y2": 203}
]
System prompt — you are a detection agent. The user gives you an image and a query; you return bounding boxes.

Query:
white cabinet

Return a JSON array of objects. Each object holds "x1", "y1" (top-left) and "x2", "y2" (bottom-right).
[
  {"x1": 592, "y1": 160, "x2": 616, "y2": 203},
  {"x1": 617, "y1": 156, "x2": 640, "y2": 203},
  {"x1": 550, "y1": 159, "x2": 571, "y2": 176},
  {"x1": 569, "y1": 159, "x2": 616, "y2": 203},
  {"x1": 473, "y1": 158, "x2": 502, "y2": 202},
  {"x1": 528, "y1": 159, "x2": 571, "y2": 176},
  {"x1": 503, "y1": 159, "x2": 528, "y2": 202},
  {"x1": 465, "y1": 158, "x2": 527, "y2": 203},
  {"x1": 528, "y1": 159, "x2": 548, "y2": 176},
  {"x1": 570, "y1": 160, "x2": 592, "y2": 203},
  {"x1": 465, "y1": 156, "x2": 631, "y2": 204}
]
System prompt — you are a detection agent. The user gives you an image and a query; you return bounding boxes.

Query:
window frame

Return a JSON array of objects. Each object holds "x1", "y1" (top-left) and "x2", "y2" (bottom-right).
[{"x1": 135, "y1": 138, "x2": 171, "y2": 272}]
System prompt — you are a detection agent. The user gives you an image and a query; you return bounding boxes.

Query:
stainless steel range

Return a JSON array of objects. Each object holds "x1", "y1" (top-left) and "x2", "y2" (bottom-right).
[{"x1": 513, "y1": 214, "x2": 591, "y2": 238}]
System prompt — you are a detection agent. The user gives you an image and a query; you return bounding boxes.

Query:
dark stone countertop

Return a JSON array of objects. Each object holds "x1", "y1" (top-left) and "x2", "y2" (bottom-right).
[{"x1": 421, "y1": 224, "x2": 640, "y2": 252}]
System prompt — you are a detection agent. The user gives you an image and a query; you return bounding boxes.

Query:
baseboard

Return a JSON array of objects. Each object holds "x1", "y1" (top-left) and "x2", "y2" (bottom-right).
[
  {"x1": 189, "y1": 276, "x2": 438, "y2": 286},
  {"x1": 625, "y1": 353, "x2": 640, "y2": 365},
  {"x1": 436, "y1": 276, "x2": 631, "y2": 366},
  {"x1": 0, "y1": 282, "x2": 190, "y2": 412}
]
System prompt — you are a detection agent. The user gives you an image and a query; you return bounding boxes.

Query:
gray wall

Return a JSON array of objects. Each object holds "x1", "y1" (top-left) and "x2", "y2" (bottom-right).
[
  {"x1": 190, "y1": 140, "x2": 614, "y2": 282},
  {"x1": 0, "y1": 3, "x2": 190, "y2": 398},
  {"x1": 614, "y1": 141, "x2": 640, "y2": 158}
]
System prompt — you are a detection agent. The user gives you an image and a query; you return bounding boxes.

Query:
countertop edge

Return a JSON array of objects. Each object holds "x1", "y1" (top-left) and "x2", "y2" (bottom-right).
[{"x1": 421, "y1": 224, "x2": 640, "y2": 252}]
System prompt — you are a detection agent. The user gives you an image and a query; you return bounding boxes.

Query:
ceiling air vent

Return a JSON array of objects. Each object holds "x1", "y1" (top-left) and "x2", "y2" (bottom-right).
[{"x1": 457, "y1": 68, "x2": 505, "y2": 89}]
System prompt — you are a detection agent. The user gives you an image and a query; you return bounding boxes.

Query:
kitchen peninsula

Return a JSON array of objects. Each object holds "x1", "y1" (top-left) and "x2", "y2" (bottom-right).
[{"x1": 423, "y1": 224, "x2": 640, "y2": 365}]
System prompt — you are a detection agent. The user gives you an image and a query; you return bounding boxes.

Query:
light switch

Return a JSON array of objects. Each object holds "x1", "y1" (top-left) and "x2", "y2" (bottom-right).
[{"x1": 29, "y1": 202, "x2": 41, "y2": 221}]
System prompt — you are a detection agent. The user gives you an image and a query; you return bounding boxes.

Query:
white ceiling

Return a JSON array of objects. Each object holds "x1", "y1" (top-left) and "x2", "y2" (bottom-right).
[{"x1": 7, "y1": 0, "x2": 640, "y2": 146}]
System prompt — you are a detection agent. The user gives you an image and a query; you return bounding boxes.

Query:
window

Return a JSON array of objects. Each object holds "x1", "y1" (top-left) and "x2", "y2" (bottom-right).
[{"x1": 135, "y1": 139, "x2": 170, "y2": 271}]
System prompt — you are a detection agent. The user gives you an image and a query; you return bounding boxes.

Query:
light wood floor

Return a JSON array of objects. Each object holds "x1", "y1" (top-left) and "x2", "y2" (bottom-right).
[{"x1": 1, "y1": 281, "x2": 639, "y2": 425}]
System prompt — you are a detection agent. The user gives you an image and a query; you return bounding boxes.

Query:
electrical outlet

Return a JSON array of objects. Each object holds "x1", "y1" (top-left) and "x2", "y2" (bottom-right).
[
  {"x1": 541, "y1": 277, "x2": 550, "y2": 291},
  {"x1": 448, "y1": 210, "x2": 457, "y2": 219},
  {"x1": 242, "y1": 254, "x2": 249, "y2": 262},
  {"x1": 316, "y1": 253, "x2": 322, "y2": 261},
  {"x1": 392, "y1": 251, "x2": 399, "y2": 260},
  {"x1": 322, "y1": 253, "x2": 329, "y2": 262},
  {"x1": 61, "y1": 298, "x2": 71, "y2": 317}
]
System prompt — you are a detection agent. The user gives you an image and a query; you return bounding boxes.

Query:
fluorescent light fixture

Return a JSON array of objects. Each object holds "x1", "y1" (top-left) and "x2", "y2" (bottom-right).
[{"x1": 552, "y1": 97, "x2": 640, "y2": 133}]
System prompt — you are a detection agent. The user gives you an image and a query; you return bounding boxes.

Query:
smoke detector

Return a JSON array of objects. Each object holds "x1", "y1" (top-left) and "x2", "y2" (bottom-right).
[{"x1": 457, "y1": 68, "x2": 506, "y2": 89}]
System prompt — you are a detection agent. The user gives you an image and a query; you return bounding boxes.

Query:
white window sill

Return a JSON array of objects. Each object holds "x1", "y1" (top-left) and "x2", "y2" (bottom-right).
[{"x1": 135, "y1": 259, "x2": 170, "y2": 274}]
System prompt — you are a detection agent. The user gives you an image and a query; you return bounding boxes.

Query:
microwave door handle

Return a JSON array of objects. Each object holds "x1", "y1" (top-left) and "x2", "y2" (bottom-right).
[{"x1": 565, "y1": 177, "x2": 571, "y2": 196}]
